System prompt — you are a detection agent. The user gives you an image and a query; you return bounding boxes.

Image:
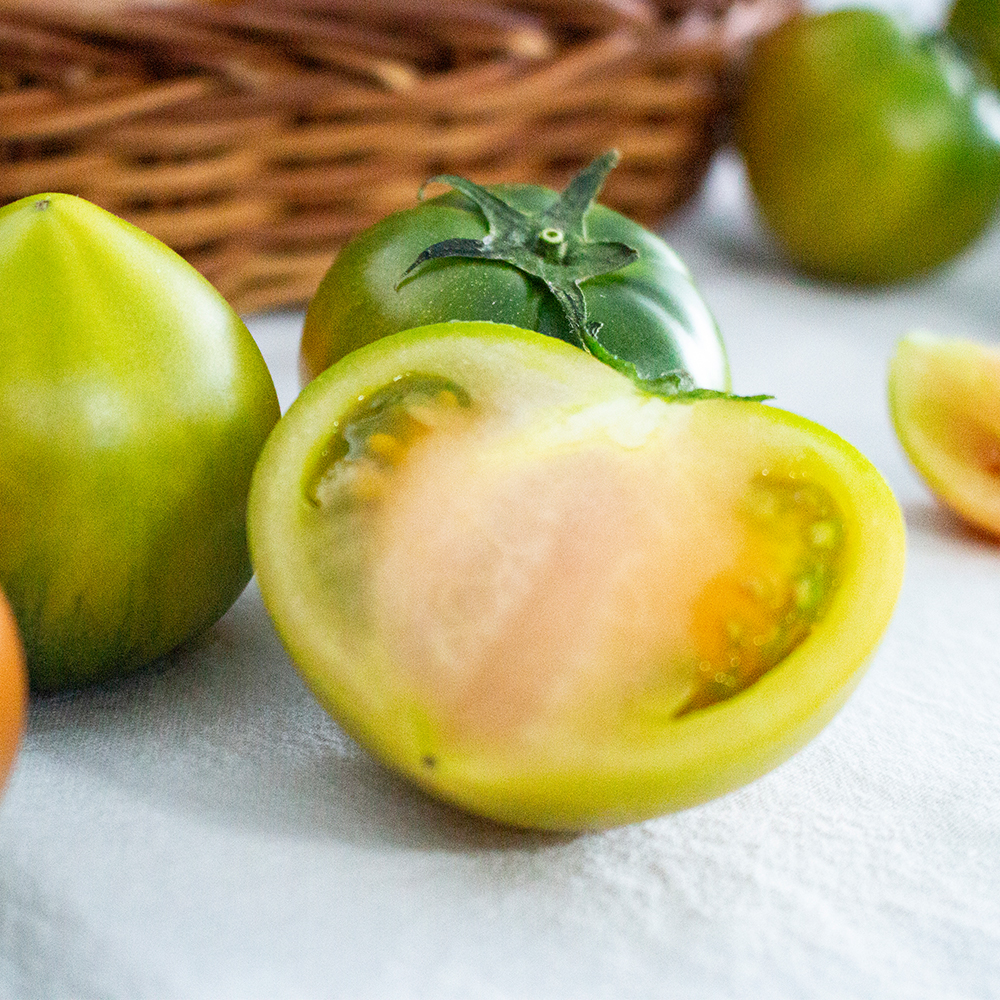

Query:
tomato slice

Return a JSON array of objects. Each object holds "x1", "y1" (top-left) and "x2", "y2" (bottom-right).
[
  {"x1": 890, "y1": 330, "x2": 1000, "y2": 536},
  {"x1": 249, "y1": 322, "x2": 905, "y2": 830}
]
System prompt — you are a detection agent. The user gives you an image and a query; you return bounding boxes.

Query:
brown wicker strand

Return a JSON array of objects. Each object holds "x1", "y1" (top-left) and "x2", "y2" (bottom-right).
[{"x1": 0, "y1": 0, "x2": 798, "y2": 314}]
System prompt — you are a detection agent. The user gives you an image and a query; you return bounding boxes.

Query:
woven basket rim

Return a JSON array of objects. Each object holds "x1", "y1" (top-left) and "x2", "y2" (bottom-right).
[{"x1": 1, "y1": 0, "x2": 799, "y2": 313}]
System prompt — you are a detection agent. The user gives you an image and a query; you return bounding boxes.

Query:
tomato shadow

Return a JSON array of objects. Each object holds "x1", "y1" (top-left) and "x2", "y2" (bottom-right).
[
  {"x1": 901, "y1": 497, "x2": 1000, "y2": 548},
  {"x1": 24, "y1": 581, "x2": 573, "y2": 853}
]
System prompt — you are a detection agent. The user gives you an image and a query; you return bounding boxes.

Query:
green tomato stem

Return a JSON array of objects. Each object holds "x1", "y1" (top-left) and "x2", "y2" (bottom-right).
[{"x1": 400, "y1": 150, "x2": 639, "y2": 349}]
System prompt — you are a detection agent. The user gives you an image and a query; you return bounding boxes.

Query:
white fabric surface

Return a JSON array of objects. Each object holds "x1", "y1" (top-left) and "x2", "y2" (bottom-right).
[{"x1": 3, "y1": 139, "x2": 1000, "y2": 998}]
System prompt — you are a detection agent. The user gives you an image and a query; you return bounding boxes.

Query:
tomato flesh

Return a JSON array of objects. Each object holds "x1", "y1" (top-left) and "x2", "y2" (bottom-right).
[
  {"x1": 0, "y1": 588, "x2": 27, "y2": 799},
  {"x1": 320, "y1": 379, "x2": 843, "y2": 731},
  {"x1": 250, "y1": 322, "x2": 905, "y2": 829},
  {"x1": 890, "y1": 331, "x2": 1000, "y2": 535}
]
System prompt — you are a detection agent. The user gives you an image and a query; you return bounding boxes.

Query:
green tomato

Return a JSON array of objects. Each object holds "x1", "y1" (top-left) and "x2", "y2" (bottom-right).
[
  {"x1": 948, "y1": 0, "x2": 1000, "y2": 88},
  {"x1": 300, "y1": 154, "x2": 728, "y2": 391},
  {"x1": 890, "y1": 330, "x2": 1000, "y2": 536},
  {"x1": 0, "y1": 193, "x2": 280, "y2": 693},
  {"x1": 250, "y1": 321, "x2": 905, "y2": 830},
  {"x1": 735, "y1": 9, "x2": 1000, "y2": 284}
]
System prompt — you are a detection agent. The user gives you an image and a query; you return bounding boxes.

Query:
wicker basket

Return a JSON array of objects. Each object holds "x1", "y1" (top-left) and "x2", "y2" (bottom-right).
[{"x1": 0, "y1": 0, "x2": 797, "y2": 314}]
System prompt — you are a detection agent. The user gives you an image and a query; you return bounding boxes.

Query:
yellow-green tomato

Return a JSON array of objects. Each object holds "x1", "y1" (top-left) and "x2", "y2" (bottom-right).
[
  {"x1": 0, "y1": 193, "x2": 280, "y2": 692},
  {"x1": 890, "y1": 330, "x2": 1000, "y2": 535},
  {"x1": 249, "y1": 321, "x2": 905, "y2": 830}
]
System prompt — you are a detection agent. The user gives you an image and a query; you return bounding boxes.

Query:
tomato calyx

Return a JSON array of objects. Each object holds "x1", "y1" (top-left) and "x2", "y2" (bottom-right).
[{"x1": 398, "y1": 150, "x2": 639, "y2": 350}]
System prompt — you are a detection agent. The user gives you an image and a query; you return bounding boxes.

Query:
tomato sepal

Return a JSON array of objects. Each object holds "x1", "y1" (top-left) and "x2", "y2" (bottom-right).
[{"x1": 402, "y1": 151, "x2": 639, "y2": 350}]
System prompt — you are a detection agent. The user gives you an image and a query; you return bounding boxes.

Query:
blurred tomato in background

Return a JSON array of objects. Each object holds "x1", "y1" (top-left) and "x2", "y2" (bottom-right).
[{"x1": 735, "y1": 6, "x2": 1000, "y2": 284}]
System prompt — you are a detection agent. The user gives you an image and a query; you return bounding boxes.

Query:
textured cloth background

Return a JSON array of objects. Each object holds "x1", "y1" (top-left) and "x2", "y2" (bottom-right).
[{"x1": 2, "y1": 52, "x2": 999, "y2": 997}]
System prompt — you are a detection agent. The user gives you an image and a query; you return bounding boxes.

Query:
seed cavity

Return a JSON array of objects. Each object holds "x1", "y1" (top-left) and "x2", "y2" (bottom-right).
[
  {"x1": 307, "y1": 374, "x2": 472, "y2": 509},
  {"x1": 366, "y1": 432, "x2": 404, "y2": 464},
  {"x1": 677, "y1": 470, "x2": 843, "y2": 715},
  {"x1": 808, "y1": 520, "x2": 838, "y2": 549}
]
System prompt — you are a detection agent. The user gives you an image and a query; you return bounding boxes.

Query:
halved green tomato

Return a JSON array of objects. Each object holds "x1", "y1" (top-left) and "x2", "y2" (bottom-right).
[
  {"x1": 249, "y1": 322, "x2": 905, "y2": 830},
  {"x1": 890, "y1": 330, "x2": 1000, "y2": 535}
]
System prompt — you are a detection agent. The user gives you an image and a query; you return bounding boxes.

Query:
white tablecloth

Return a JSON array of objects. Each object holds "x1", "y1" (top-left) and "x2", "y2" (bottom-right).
[{"x1": 2, "y1": 133, "x2": 999, "y2": 999}]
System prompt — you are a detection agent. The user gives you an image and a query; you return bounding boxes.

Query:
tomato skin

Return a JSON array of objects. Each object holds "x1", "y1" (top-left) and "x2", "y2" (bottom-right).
[
  {"x1": 735, "y1": 9, "x2": 1000, "y2": 284},
  {"x1": 253, "y1": 321, "x2": 905, "y2": 830},
  {"x1": 0, "y1": 193, "x2": 280, "y2": 693},
  {"x1": 300, "y1": 183, "x2": 729, "y2": 390},
  {"x1": 948, "y1": 0, "x2": 1000, "y2": 88},
  {"x1": 0, "y1": 587, "x2": 27, "y2": 798}
]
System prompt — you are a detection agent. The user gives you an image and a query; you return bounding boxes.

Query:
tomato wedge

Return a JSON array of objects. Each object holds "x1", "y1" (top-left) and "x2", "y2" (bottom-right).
[
  {"x1": 0, "y1": 587, "x2": 27, "y2": 799},
  {"x1": 890, "y1": 330, "x2": 1000, "y2": 535}
]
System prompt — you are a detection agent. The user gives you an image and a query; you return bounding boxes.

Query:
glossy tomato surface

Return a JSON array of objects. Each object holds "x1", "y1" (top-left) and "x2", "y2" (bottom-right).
[
  {"x1": 251, "y1": 322, "x2": 905, "y2": 830},
  {"x1": 735, "y1": 9, "x2": 1000, "y2": 284},
  {"x1": 300, "y1": 177, "x2": 728, "y2": 390},
  {"x1": 0, "y1": 193, "x2": 280, "y2": 692},
  {"x1": 0, "y1": 587, "x2": 27, "y2": 798}
]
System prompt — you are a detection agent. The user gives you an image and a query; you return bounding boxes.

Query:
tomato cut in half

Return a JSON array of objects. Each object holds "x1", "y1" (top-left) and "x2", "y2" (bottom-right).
[
  {"x1": 249, "y1": 322, "x2": 905, "y2": 830},
  {"x1": 890, "y1": 330, "x2": 1000, "y2": 535}
]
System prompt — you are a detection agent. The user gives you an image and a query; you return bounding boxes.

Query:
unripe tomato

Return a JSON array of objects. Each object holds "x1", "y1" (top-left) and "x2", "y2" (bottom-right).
[
  {"x1": 0, "y1": 193, "x2": 280, "y2": 692},
  {"x1": 250, "y1": 322, "x2": 905, "y2": 830},
  {"x1": 735, "y1": 9, "x2": 1000, "y2": 284},
  {"x1": 948, "y1": 0, "x2": 1000, "y2": 88},
  {"x1": 301, "y1": 154, "x2": 729, "y2": 391}
]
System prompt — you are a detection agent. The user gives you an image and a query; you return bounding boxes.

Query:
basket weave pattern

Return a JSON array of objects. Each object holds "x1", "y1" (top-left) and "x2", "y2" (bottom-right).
[{"x1": 1, "y1": 0, "x2": 796, "y2": 314}]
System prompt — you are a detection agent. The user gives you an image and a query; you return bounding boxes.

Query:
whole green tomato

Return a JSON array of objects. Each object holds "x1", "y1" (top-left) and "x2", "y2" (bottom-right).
[
  {"x1": 251, "y1": 321, "x2": 905, "y2": 830},
  {"x1": 0, "y1": 193, "x2": 280, "y2": 693},
  {"x1": 301, "y1": 152, "x2": 729, "y2": 391},
  {"x1": 735, "y1": 9, "x2": 1000, "y2": 284},
  {"x1": 948, "y1": 0, "x2": 1000, "y2": 88}
]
